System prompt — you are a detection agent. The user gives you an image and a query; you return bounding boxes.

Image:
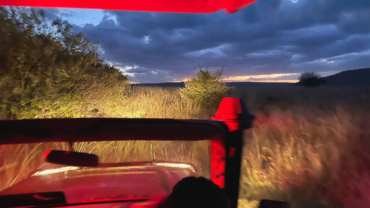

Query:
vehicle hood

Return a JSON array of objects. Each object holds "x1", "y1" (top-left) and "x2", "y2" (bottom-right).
[{"x1": 0, "y1": 161, "x2": 197, "y2": 204}]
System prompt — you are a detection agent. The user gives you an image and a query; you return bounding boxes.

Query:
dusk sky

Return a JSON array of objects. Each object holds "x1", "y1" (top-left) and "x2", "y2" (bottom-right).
[{"x1": 41, "y1": 0, "x2": 370, "y2": 83}]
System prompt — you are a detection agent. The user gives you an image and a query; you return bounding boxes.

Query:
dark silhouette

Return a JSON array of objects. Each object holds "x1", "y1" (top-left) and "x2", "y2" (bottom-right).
[
  {"x1": 165, "y1": 177, "x2": 230, "y2": 208},
  {"x1": 296, "y1": 72, "x2": 326, "y2": 87},
  {"x1": 322, "y1": 68, "x2": 370, "y2": 87}
]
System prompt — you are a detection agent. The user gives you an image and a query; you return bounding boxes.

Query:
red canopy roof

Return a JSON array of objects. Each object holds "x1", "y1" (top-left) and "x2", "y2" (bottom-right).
[{"x1": 0, "y1": 0, "x2": 256, "y2": 13}]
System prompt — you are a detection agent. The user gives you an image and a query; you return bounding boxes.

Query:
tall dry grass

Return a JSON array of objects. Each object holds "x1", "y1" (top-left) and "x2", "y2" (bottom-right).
[
  {"x1": 1, "y1": 85, "x2": 370, "y2": 208},
  {"x1": 83, "y1": 86, "x2": 208, "y2": 119},
  {"x1": 28, "y1": 87, "x2": 208, "y2": 119},
  {"x1": 233, "y1": 86, "x2": 370, "y2": 208}
]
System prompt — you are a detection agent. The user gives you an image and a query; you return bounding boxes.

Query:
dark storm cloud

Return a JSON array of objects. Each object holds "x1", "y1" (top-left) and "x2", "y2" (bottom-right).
[
  {"x1": 36, "y1": 8, "x2": 79, "y2": 23},
  {"x1": 72, "y1": 0, "x2": 370, "y2": 83},
  {"x1": 60, "y1": 10, "x2": 78, "y2": 18},
  {"x1": 34, "y1": 8, "x2": 60, "y2": 19},
  {"x1": 111, "y1": 12, "x2": 208, "y2": 38}
]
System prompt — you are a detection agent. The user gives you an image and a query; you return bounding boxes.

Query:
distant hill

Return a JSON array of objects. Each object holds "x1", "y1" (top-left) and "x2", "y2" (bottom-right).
[
  {"x1": 322, "y1": 68, "x2": 370, "y2": 87},
  {"x1": 131, "y1": 68, "x2": 370, "y2": 88},
  {"x1": 226, "y1": 82, "x2": 291, "y2": 87},
  {"x1": 131, "y1": 82, "x2": 290, "y2": 88}
]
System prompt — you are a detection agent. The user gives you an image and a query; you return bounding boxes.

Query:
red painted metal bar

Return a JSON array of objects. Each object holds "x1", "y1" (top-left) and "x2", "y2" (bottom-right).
[
  {"x1": 212, "y1": 97, "x2": 255, "y2": 208},
  {"x1": 0, "y1": 0, "x2": 256, "y2": 14},
  {"x1": 0, "y1": 118, "x2": 227, "y2": 144},
  {"x1": 210, "y1": 140, "x2": 226, "y2": 188}
]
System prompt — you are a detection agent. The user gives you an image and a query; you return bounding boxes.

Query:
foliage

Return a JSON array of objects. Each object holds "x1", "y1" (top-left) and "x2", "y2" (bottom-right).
[
  {"x1": 298, "y1": 72, "x2": 321, "y2": 80},
  {"x1": 298, "y1": 72, "x2": 326, "y2": 87},
  {"x1": 179, "y1": 67, "x2": 231, "y2": 108},
  {"x1": 233, "y1": 86, "x2": 370, "y2": 208},
  {"x1": 0, "y1": 7, "x2": 129, "y2": 118}
]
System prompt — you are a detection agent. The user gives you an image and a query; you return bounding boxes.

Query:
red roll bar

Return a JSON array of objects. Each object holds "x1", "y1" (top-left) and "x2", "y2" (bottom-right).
[{"x1": 0, "y1": 0, "x2": 256, "y2": 14}]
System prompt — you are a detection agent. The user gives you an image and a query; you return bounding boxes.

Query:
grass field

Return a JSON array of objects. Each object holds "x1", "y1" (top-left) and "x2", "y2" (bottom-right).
[{"x1": 1, "y1": 85, "x2": 370, "y2": 208}]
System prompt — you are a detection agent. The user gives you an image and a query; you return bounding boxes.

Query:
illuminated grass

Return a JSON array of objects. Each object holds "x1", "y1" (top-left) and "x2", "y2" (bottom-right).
[
  {"x1": 241, "y1": 109, "x2": 370, "y2": 208},
  {"x1": 1, "y1": 86, "x2": 370, "y2": 208}
]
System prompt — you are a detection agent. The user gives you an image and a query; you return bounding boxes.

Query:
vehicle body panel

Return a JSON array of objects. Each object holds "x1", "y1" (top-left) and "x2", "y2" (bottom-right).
[{"x1": 0, "y1": 161, "x2": 197, "y2": 205}]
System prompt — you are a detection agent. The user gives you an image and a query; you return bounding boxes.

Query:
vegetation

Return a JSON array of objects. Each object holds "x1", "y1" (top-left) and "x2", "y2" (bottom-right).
[
  {"x1": 234, "y1": 86, "x2": 370, "y2": 208},
  {"x1": 297, "y1": 72, "x2": 326, "y2": 87},
  {"x1": 0, "y1": 7, "x2": 129, "y2": 119},
  {"x1": 179, "y1": 67, "x2": 231, "y2": 108}
]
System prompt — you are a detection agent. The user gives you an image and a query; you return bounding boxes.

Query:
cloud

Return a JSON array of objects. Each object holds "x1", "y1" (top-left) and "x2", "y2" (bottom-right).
[
  {"x1": 68, "y1": 0, "x2": 370, "y2": 83},
  {"x1": 60, "y1": 10, "x2": 78, "y2": 18},
  {"x1": 39, "y1": 8, "x2": 112, "y2": 26}
]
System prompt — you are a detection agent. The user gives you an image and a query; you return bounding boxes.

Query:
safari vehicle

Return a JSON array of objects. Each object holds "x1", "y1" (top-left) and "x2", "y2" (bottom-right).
[{"x1": 0, "y1": 1, "x2": 290, "y2": 207}]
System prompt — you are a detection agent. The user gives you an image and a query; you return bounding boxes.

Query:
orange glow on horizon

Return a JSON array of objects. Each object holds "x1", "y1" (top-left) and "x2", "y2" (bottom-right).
[
  {"x1": 131, "y1": 73, "x2": 299, "y2": 84},
  {"x1": 238, "y1": 79, "x2": 297, "y2": 83},
  {"x1": 222, "y1": 73, "x2": 299, "y2": 83}
]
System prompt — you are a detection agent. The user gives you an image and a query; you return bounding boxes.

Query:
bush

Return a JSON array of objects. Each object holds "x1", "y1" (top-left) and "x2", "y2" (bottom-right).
[
  {"x1": 179, "y1": 67, "x2": 231, "y2": 108},
  {"x1": 0, "y1": 7, "x2": 129, "y2": 119},
  {"x1": 297, "y1": 72, "x2": 326, "y2": 87}
]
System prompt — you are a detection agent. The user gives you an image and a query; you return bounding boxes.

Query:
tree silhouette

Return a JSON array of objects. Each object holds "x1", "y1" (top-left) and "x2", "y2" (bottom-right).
[{"x1": 298, "y1": 72, "x2": 326, "y2": 87}]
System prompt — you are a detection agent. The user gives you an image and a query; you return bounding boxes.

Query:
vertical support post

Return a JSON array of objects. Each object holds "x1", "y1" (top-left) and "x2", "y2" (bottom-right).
[
  {"x1": 211, "y1": 97, "x2": 255, "y2": 208},
  {"x1": 224, "y1": 130, "x2": 243, "y2": 208},
  {"x1": 210, "y1": 140, "x2": 226, "y2": 188}
]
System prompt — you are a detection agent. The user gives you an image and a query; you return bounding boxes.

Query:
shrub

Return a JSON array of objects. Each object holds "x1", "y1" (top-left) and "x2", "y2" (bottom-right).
[
  {"x1": 179, "y1": 67, "x2": 231, "y2": 108},
  {"x1": 0, "y1": 7, "x2": 129, "y2": 119},
  {"x1": 297, "y1": 72, "x2": 326, "y2": 87}
]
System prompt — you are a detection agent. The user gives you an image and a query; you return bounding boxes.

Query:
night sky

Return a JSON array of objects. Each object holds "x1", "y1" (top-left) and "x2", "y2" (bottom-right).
[{"x1": 41, "y1": 0, "x2": 370, "y2": 83}]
